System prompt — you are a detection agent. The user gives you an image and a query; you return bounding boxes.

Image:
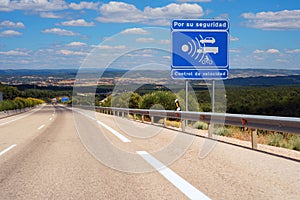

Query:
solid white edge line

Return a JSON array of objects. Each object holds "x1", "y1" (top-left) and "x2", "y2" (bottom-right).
[
  {"x1": 38, "y1": 124, "x2": 45, "y2": 130},
  {"x1": 0, "y1": 144, "x2": 17, "y2": 156},
  {"x1": 137, "y1": 151, "x2": 211, "y2": 200},
  {"x1": 0, "y1": 106, "x2": 44, "y2": 126},
  {"x1": 97, "y1": 120, "x2": 131, "y2": 143}
]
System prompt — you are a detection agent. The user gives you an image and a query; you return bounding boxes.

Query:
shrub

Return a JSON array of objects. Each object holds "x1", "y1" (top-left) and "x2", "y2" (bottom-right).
[
  {"x1": 192, "y1": 121, "x2": 209, "y2": 130},
  {"x1": 0, "y1": 97, "x2": 44, "y2": 111},
  {"x1": 140, "y1": 91, "x2": 176, "y2": 110},
  {"x1": 268, "y1": 133, "x2": 284, "y2": 147},
  {"x1": 214, "y1": 127, "x2": 232, "y2": 137}
]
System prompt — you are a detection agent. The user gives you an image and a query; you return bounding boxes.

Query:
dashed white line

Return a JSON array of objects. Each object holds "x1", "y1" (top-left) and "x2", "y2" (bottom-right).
[
  {"x1": 49, "y1": 117, "x2": 53, "y2": 121},
  {"x1": 38, "y1": 124, "x2": 45, "y2": 130},
  {"x1": 0, "y1": 144, "x2": 17, "y2": 156},
  {"x1": 137, "y1": 151, "x2": 211, "y2": 200},
  {"x1": 72, "y1": 108, "x2": 131, "y2": 143},
  {"x1": 97, "y1": 120, "x2": 131, "y2": 143}
]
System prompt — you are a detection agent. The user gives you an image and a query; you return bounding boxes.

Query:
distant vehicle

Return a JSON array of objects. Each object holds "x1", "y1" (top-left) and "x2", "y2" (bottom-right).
[
  {"x1": 51, "y1": 98, "x2": 57, "y2": 105},
  {"x1": 200, "y1": 37, "x2": 215, "y2": 44}
]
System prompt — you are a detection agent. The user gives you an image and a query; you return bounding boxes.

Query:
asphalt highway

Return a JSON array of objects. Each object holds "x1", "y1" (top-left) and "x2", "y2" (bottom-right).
[{"x1": 0, "y1": 104, "x2": 299, "y2": 199}]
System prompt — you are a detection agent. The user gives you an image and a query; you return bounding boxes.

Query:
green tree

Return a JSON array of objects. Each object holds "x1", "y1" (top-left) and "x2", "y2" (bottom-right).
[
  {"x1": 176, "y1": 89, "x2": 200, "y2": 111},
  {"x1": 102, "y1": 92, "x2": 141, "y2": 109},
  {"x1": 140, "y1": 91, "x2": 176, "y2": 110}
]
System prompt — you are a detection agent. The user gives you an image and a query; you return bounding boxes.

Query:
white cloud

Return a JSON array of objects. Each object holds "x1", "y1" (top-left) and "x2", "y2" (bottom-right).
[
  {"x1": 229, "y1": 49, "x2": 240, "y2": 53},
  {"x1": 266, "y1": 49, "x2": 280, "y2": 54},
  {"x1": 58, "y1": 49, "x2": 87, "y2": 56},
  {"x1": 177, "y1": 0, "x2": 211, "y2": 2},
  {"x1": 40, "y1": 12, "x2": 61, "y2": 18},
  {"x1": 120, "y1": 28, "x2": 149, "y2": 35},
  {"x1": 136, "y1": 37, "x2": 155, "y2": 43},
  {"x1": 97, "y1": 2, "x2": 144, "y2": 23},
  {"x1": 275, "y1": 59, "x2": 288, "y2": 63},
  {"x1": 96, "y1": 2, "x2": 204, "y2": 26},
  {"x1": 253, "y1": 49, "x2": 280, "y2": 54},
  {"x1": 61, "y1": 19, "x2": 94, "y2": 27},
  {"x1": 67, "y1": 42, "x2": 87, "y2": 47},
  {"x1": 158, "y1": 39, "x2": 170, "y2": 44},
  {"x1": 0, "y1": 20, "x2": 25, "y2": 28},
  {"x1": 242, "y1": 9, "x2": 300, "y2": 30},
  {"x1": 41, "y1": 28, "x2": 78, "y2": 36},
  {"x1": 286, "y1": 49, "x2": 300, "y2": 54},
  {"x1": 0, "y1": 0, "x2": 68, "y2": 12},
  {"x1": 253, "y1": 49, "x2": 264, "y2": 54},
  {"x1": 230, "y1": 35, "x2": 239, "y2": 41},
  {"x1": 97, "y1": 45, "x2": 126, "y2": 50},
  {"x1": 69, "y1": 1, "x2": 99, "y2": 10},
  {"x1": 0, "y1": 30, "x2": 22, "y2": 37},
  {"x1": 0, "y1": 50, "x2": 28, "y2": 56}
]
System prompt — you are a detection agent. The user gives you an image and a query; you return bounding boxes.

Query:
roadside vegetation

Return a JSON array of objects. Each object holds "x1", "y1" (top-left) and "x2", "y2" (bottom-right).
[
  {"x1": 100, "y1": 88, "x2": 300, "y2": 151},
  {"x1": 0, "y1": 97, "x2": 44, "y2": 111}
]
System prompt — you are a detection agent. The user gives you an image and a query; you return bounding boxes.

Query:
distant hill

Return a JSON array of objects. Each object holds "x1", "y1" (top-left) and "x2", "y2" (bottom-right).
[
  {"x1": 1, "y1": 68, "x2": 299, "y2": 77},
  {"x1": 225, "y1": 75, "x2": 300, "y2": 86},
  {"x1": 229, "y1": 69, "x2": 300, "y2": 78},
  {"x1": 0, "y1": 69, "x2": 77, "y2": 75},
  {"x1": 1, "y1": 68, "x2": 300, "y2": 86}
]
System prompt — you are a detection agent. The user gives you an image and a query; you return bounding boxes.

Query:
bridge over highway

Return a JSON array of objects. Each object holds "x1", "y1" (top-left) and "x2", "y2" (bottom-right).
[{"x1": 0, "y1": 104, "x2": 299, "y2": 199}]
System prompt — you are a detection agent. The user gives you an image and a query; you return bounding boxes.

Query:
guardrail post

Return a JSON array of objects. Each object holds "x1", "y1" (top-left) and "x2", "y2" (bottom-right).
[
  {"x1": 142, "y1": 115, "x2": 144, "y2": 122},
  {"x1": 122, "y1": 111, "x2": 125, "y2": 118},
  {"x1": 151, "y1": 116, "x2": 154, "y2": 125},
  {"x1": 163, "y1": 117, "x2": 167, "y2": 127},
  {"x1": 251, "y1": 129, "x2": 258, "y2": 149},
  {"x1": 181, "y1": 119, "x2": 185, "y2": 132},
  {"x1": 134, "y1": 114, "x2": 136, "y2": 120},
  {"x1": 208, "y1": 123, "x2": 214, "y2": 138}
]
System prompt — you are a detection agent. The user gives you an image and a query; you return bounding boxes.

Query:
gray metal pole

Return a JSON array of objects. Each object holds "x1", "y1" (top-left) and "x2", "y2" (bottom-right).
[
  {"x1": 208, "y1": 80, "x2": 215, "y2": 138},
  {"x1": 212, "y1": 80, "x2": 215, "y2": 113},
  {"x1": 184, "y1": 80, "x2": 189, "y2": 131},
  {"x1": 185, "y1": 80, "x2": 188, "y2": 111}
]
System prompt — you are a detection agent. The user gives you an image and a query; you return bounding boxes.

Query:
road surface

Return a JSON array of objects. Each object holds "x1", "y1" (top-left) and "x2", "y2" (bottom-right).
[{"x1": 0, "y1": 104, "x2": 299, "y2": 199}]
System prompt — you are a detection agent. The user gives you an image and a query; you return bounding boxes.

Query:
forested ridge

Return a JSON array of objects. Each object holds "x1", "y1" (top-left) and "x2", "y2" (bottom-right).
[
  {"x1": 99, "y1": 85, "x2": 300, "y2": 117},
  {"x1": 1, "y1": 82, "x2": 300, "y2": 117}
]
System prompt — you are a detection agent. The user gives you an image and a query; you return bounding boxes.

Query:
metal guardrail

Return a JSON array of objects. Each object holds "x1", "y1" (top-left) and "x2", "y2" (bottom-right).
[
  {"x1": 79, "y1": 106, "x2": 300, "y2": 149},
  {"x1": 0, "y1": 107, "x2": 33, "y2": 119}
]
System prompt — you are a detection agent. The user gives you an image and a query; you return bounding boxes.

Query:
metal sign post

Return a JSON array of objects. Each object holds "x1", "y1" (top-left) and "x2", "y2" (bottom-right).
[
  {"x1": 185, "y1": 80, "x2": 189, "y2": 112},
  {"x1": 212, "y1": 80, "x2": 215, "y2": 113}
]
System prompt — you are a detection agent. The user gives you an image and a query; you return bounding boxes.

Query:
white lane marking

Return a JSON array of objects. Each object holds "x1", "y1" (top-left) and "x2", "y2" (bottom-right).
[
  {"x1": 72, "y1": 108, "x2": 131, "y2": 143},
  {"x1": 0, "y1": 106, "x2": 43, "y2": 126},
  {"x1": 0, "y1": 144, "x2": 17, "y2": 156},
  {"x1": 49, "y1": 117, "x2": 53, "y2": 121},
  {"x1": 38, "y1": 124, "x2": 45, "y2": 130},
  {"x1": 137, "y1": 151, "x2": 211, "y2": 200},
  {"x1": 97, "y1": 120, "x2": 131, "y2": 143}
]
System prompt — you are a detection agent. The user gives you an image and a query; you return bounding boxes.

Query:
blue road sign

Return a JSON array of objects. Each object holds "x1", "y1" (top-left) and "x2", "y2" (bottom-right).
[
  {"x1": 61, "y1": 97, "x2": 70, "y2": 103},
  {"x1": 171, "y1": 19, "x2": 229, "y2": 79}
]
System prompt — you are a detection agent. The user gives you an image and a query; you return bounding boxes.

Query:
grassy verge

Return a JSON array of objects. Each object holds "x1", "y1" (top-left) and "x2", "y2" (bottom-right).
[
  {"x1": 127, "y1": 115, "x2": 300, "y2": 151},
  {"x1": 211, "y1": 126, "x2": 300, "y2": 151}
]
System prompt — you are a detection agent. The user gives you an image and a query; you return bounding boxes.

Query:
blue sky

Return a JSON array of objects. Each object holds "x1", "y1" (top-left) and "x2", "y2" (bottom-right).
[{"x1": 0, "y1": 0, "x2": 299, "y2": 70}]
